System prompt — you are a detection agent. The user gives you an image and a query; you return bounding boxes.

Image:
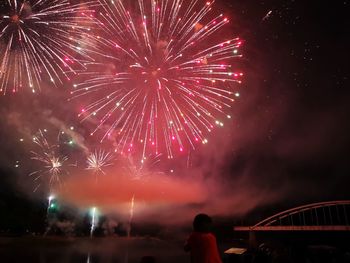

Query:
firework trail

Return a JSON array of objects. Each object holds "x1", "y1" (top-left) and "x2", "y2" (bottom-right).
[
  {"x1": 43, "y1": 194, "x2": 56, "y2": 236},
  {"x1": 124, "y1": 154, "x2": 161, "y2": 237},
  {"x1": 127, "y1": 194, "x2": 135, "y2": 238},
  {"x1": 47, "y1": 194, "x2": 55, "y2": 213},
  {"x1": 262, "y1": 10, "x2": 273, "y2": 21},
  {"x1": 30, "y1": 129, "x2": 69, "y2": 191},
  {"x1": 86, "y1": 149, "x2": 114, "y2": 175},
  {"x1": 72, "y1": 0, "x2": 243, "y2": 160},
  {"x1": 90, "y1": 206, "x2": 97, "y2": 238},
  {"x1": 0, "y1": 0, "x2": 98, "y2": 94}
]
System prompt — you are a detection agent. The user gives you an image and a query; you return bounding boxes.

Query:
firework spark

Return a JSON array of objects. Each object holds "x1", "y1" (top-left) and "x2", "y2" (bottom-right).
[
  {"x1": 30, "y1": 130, "x2": 69, "y2": 191},
  {"x1": 86, "y1": 149, "x2": 114, "y2": 175},
  {"x1": 124, "y1": 153, "x2": 163, "y2": 179},
  {"x1": 72, "y1": 0, "x2": 243, "y2": 159},
  {"x1": 0, "y1": 0, "x2": 97, "y2": 94}
]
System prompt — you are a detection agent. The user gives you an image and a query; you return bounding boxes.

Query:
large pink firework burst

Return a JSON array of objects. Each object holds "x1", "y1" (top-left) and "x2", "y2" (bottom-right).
[
  {"x1": 72, "y1": 0, "x2": 243, "y2": 160},
  {"x1": 0, "y1": 0, "x2": 97, "y2": 94}
]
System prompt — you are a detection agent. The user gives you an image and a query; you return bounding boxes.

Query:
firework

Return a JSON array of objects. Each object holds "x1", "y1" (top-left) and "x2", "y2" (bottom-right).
[
  {"x1": 124, "y1": 153, "x2": 163, "y2": 179},
  {"x1": 86, "y1": 149, "x2": 114, "y2": 175},
  {"x1": 0, "y1": 0, "x2": 97, "y2": 94},
  {"x1": 47, "y1": 194, "x2": 55, "y2": 212},
  {"x1": 127, "y1": 194, "x2": 135, "y2": 238},
  {"x1": 30, "y1": 129, "x2": 69, "y2": 191},
  {"x1": 72, "y1": 0, "x2": 243, "y2": 159},
  {"x1": 90, "y1": 206, "x2": 97, "y2": 238}
]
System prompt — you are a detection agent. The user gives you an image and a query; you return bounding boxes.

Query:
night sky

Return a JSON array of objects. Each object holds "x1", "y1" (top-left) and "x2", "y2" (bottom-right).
[
  {"x1": 0, "y1": 0, "x2": 349, "y2": 231},
  {"x1": 226, "y1": 0, "x2": 349, "y2": 201}
]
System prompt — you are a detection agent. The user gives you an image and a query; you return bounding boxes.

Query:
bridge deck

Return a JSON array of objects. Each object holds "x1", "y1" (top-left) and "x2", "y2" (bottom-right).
[{"x1": 233, "y1": 226, "x2": 350, "y2": 231}]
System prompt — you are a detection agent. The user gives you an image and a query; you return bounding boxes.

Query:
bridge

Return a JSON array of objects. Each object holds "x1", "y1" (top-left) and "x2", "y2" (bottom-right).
[{"x1": 234, "y1": 200, "x2": 350, "y2": 231}]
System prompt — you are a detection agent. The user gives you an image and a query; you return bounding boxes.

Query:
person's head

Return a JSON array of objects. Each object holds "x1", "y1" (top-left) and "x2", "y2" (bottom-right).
[{"x1": 193, "y1": 213, "x2": 212, "y2": 233}]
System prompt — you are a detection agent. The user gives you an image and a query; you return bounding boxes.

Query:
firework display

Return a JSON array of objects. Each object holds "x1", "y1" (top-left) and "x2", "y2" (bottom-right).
[
  {"x1": 1, "y1": 0, "x2": 344, "y2": 252},
  {"x1": 0, "y1": 0, "x2": 97, "y2": 94},
  {"x1": 86, "y1": 149, "x2": 114, "y2": 175},
  {"x1": 72, "y1": 0, "x2": 243, "y2": 159},
  {"x1": 30, "y1": 129, "x2": 70, "y2": 191},
  {"x1": 4, "y1": 0, "x2": 243, "y2": 218}
]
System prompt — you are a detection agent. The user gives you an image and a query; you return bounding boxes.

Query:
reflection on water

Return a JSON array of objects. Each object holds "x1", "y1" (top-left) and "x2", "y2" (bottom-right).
[{"x1": 0, "y1": 237, "x2": 188, "y2": 263}]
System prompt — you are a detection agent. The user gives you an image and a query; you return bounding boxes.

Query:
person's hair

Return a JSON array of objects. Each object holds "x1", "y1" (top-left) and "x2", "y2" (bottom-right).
[{"x1": 193, "y1": 213, "x2": 212, "y2": 233}]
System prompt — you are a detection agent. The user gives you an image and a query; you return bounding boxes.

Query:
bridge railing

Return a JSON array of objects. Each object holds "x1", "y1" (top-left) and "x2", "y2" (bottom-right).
[{"x1": 234, "y1": 200, "x2": 350, "y2": 231}]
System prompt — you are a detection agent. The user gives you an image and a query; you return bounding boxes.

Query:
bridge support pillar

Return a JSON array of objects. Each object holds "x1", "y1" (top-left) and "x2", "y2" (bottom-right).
[{"x1": 248, "y1": 230, "x2": 257, "y2": 250}]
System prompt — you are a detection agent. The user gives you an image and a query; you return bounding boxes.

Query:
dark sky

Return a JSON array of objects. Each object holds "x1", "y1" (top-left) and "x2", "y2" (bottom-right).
[
  {"x1": 216, "y1": 0, "x2": 350, "y2": 209},
  {"x1": 0, "y1": 0, "x2": 349, "y2": 229}
]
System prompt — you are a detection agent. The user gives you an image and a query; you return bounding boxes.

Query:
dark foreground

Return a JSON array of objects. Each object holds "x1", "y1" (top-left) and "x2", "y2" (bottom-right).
[
  {"x1": 0, "y1": 237, "x2": 188, "y2": 263},
  {"x1": 2, "y1": 233, "x2": 350, "y2": 263}
]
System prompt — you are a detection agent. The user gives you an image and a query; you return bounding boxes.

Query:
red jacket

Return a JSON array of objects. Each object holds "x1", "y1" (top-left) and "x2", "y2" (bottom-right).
[{"x1": 185, "y1": 232, "x2": 222, "y2": 263}]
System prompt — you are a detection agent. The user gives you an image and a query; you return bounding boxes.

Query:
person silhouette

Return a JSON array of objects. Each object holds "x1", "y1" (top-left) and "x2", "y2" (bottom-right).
[{"x1": 184, "y1": 213, "x2": 222, "y2": 263}]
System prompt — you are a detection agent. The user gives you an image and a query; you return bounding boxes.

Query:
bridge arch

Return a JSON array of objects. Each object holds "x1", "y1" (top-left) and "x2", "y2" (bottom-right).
[{"x1": 234, "y1": 200, "x2": 350, "y2": 231}]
